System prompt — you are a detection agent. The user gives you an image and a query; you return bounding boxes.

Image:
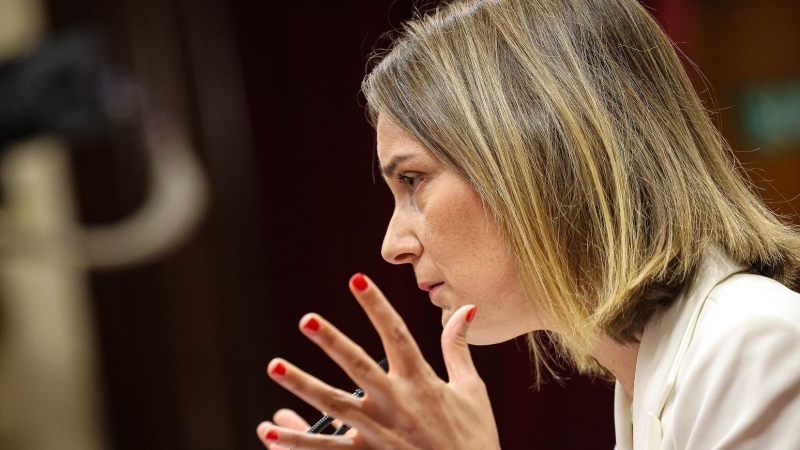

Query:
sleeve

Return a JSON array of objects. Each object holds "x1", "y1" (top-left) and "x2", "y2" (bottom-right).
[{"x1": 669, "y1": 316, "x2": 800, "y2": 450}]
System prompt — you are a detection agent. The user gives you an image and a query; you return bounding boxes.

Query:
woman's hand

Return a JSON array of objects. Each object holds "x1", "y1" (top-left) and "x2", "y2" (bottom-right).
[{"x1": 256, "y1": 273, "x2": 501, "y2": 450}]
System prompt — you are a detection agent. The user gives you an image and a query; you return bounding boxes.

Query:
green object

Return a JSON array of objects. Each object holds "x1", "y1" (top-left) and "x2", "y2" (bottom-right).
[{"x1": 740, "y1": 79, "x2": 800, "y2": 150}]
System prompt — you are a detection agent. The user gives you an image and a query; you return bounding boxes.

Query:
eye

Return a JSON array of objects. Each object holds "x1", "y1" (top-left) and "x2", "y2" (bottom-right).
[
  {"x1": 396, "y1": 173, "x2": 417, "y2": 187},
  {"x1": 395, "y1": 172, "x2": 428, "y2": 194}
]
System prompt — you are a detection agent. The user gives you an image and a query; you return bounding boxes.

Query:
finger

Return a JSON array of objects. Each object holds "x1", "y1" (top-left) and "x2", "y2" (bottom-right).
[
  {"x1": 273, "y1": 408, "x2": 310, "y2": 431},
  {"x1": 267, "y1": 358, "x2": 370, "y2": 430},
  {"x1": 257, "y1": 422, "x2": 356, "y2": 450},
  {"x1": 441, "y1": 304, "x2": 480, "y2": 384},
  {"x1": 255, "y1": 421, "x2": 291, "y2": 450},
  {"x1": 299, "y1": 313, "x2": 391, "y2": 394},
  {"x1": 349, "y1": 273, "x2": 432, "y2": 377}
]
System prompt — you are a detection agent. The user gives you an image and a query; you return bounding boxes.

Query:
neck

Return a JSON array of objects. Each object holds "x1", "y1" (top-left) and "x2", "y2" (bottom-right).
[{"x1": 590, "y1": 335, "x2": 641, "y2": 398}]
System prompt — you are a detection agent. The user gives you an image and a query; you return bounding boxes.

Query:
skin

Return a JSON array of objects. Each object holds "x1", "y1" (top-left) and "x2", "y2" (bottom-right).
[
  {"x1": 376, "y1": 116, "x2": 543, "y2": 345},
  {"x1": 256, "y1": 116, "x2": 639, "y2": 449}
]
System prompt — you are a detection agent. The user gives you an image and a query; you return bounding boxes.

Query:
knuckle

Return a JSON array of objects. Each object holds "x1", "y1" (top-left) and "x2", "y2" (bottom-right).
[
  {"x1": 421, "y1": 378, "x2": 446, "y2": 398},
  {"x1": 320, "y1": 327, "x2": 340, "y2": 347},
  {"x1": 440, "y1": 332, "x2": 454, "y2": 347},
  {"x1": 324, "y1": 392, "x2": 353, "y2": 417},
  {"x1": 441, "y1": 330, "x2": 465, "y2": 348},
  {"x1": 390, "y1": 324, "x2": 410, "y2": 348},
  {"x1": 350, "y1": 357, "x2": 373, "y2": 381}
]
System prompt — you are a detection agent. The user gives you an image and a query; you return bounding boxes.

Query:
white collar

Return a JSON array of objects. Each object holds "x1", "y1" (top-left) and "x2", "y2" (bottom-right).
[{"x1": 614, "y1": 246, "x2": 750, "y2": 449}]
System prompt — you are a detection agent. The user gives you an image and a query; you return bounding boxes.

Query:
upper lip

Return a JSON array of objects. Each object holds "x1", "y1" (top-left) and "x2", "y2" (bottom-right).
[{"x1": 418, "y1": 281, "x2": 444, "y2": 292}]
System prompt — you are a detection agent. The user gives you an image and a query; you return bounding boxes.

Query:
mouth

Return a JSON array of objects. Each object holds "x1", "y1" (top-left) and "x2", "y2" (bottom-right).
[
  {"x1": 418, "y1": 281, "x2": 444, "y2": 292},
  {"x1": 429, "y1": 282, "x2": 444, "y2": 295},
  {"x1": 419, "y1": 281, "x2": 445, "y2": 303}
]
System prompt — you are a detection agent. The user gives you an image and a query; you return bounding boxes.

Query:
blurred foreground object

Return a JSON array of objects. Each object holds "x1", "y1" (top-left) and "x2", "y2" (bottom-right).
[
  {"x1": 0, "y1": 136, "x2": 108, "y2": 450},
  {"x1": 0, "y1": 0, "x2": 209, "y2": 448}
]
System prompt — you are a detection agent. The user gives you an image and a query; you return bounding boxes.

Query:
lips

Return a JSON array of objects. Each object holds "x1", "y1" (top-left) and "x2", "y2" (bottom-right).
[
  {"x1": 418, "y1": 281, "x2": 445, "y2": 304},
  {"x1": 418, "y1": 281, "x2": 444, "y2": 292},
  {"x1": 429, "y1": 282, "x2": 444, "y2": 298}
]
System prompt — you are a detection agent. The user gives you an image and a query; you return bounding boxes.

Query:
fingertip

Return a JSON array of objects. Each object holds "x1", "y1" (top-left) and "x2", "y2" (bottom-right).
[
  {"x1": 274, "y1": 408, "x2": 294, "y2": 419},
  {"x1": 446, "y1": 304, "x2": 476, "y2": 328},
  {"x1": 299, "y1": 313, "x2": 321, "y2": 333},
  {"x1": 256, "y1": 421, "x2": 271, "y2": 437},
  {"x1": 466, "y1": 305, "x2": 478, "y2": 324},
  {"x1": 264, "y1": 428, "x2": 279, "y2": 442},
  {"x1": 273, "y1": 407, "x2": 299, "y2": 423},
  {"x1": 351, "y1": 272, "x2": 369, "y2": 292},
  {"x1": 267, "y1": 358, "x2": 287, "y2": 377}
]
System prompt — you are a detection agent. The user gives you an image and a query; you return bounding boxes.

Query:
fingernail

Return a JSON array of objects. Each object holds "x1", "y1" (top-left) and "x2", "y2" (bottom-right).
[
  {"x1": 466, "y1": 306, "x2": 478, "y2": 324},
  {"x1": 270, "y1": 362, "x2": 286, "y2": 377},
  {"x1": 352, "y1": 273, "x2": 368, "y2": 291},
  {"x1": 303, "y1": 317, "x2": 320, "y2": 333},
  {"x1": 265, "y1": 429, "x2": 279, "y2": 441}
]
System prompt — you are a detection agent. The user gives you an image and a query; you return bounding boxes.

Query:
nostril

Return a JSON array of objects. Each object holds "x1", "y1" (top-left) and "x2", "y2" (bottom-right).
[{"x1": 394, "y1": 252, "x2": 417, "y2": 264}]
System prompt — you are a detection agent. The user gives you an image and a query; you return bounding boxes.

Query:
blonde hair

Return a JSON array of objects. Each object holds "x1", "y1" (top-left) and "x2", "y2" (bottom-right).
[{"x1": 361, "y1": 0, "x2": 800, "y2": 380}]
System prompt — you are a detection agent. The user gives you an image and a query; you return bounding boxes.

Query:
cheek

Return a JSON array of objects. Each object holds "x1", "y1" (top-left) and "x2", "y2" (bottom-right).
[{"x1": 421, "y1": 179, "x2": 516, "y2": 292}]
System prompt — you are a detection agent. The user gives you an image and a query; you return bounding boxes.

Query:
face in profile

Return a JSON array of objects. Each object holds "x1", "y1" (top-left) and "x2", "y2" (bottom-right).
[{"x1": 377, "y1": 116, "x2": 543, "y2": 345}]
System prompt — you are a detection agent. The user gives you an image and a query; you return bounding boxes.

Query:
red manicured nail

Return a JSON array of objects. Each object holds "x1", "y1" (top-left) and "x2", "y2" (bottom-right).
[
  {"x1": 271, "y1": 362, "x2": 286, "y2": 376},
  {"x1": 265, "y1": 430, "x2": 279, "y2": 441},
  {"x1": 466, "y1": 306, "x2": 478, "y2": 324},
  {"x1": 303, "y1": 317, "x2": 320, "y2": 332},
  {"x1": 352, "y1": 273, "x2": 368, "y2": 291}
]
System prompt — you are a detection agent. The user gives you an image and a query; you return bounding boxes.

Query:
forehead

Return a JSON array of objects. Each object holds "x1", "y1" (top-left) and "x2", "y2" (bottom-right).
[{"x1": 376, "y1": 116, "x2": 427, "y2": 165}]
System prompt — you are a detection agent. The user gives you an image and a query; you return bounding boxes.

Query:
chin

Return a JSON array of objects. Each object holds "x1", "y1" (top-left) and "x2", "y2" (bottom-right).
[
  {"x1": 441, "y1": 309, "x2": 520, "y2": 346},
  {"x1": 467, "y1": 319, "x2": 530, "y2": 346},
  {"x1": 467, "y1": 330, "x2": 512, "y2": 346}
]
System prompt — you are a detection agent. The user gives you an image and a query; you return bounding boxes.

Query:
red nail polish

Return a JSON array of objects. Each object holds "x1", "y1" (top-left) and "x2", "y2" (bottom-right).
[
  {"x1": 303, "y1": 317, "x2": 320, "y2": 332},
  {"x1": 466, "y1": 306, "x2": 478, "y2": 324},
  {"x1": 265, "y1": 430, "x2": 279, "y2": 441},
  {"x1": 271, "y1": 362, "x2": 286, "y2": 376},
  {"x1": 352, "y1": 273, "x2": 368, "y2": 291}
]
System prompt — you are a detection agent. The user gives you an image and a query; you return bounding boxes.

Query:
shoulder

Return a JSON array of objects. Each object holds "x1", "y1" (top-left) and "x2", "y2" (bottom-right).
[
  {"x1": 685, "y1": 273, "x2": 800, "y2": 378},
  {"x1": 685, "y1": 273, "x2": 800, "y2": 370},
  {"x1": 683, "y1": 273, "x2": 800, "y2": 382},
  {"x1": 697, "y1": 272, "x2": 800, "y2": 344},
  {"x1": 667, "y1": 273, "x2": 800, "y2": 448},
  {"x1": 682, "y1": 272, "x2": 800, "y2": 386},
  {"x1": 706, "y1": 272, "x2": 800, "y2": 319}
]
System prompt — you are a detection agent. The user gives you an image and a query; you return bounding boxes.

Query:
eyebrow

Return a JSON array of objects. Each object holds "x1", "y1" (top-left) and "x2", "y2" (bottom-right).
[{"x1": 380, "y1": 153, "x2": 415, "y2": 179}]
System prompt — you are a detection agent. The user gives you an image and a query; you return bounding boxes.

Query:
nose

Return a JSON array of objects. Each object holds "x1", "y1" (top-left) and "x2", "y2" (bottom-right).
[{"x1": 381, "y1": 207, "x2": 422, "y2": 265}]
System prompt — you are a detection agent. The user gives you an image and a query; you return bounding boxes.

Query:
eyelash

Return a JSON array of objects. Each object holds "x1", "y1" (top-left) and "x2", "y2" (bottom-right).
[
  {"x1": 396, "y1": 173, "x2": 417, "y2": 187},
  {"x1": 396, "y1": 172, "x2": 421, "y2": 193}
]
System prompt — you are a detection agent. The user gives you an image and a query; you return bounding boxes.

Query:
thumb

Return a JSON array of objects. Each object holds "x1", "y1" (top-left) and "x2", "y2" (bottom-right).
[{"x1": 441, "y1": 304, "x2": 479, "y2": 384}]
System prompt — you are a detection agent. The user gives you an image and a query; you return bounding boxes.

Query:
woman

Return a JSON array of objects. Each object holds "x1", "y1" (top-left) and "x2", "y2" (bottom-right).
[{"x1": 257, "y1": 0, "x2": 800, "y2": 448}]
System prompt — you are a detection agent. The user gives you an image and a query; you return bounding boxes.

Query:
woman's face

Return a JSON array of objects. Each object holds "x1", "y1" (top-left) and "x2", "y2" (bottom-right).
[{"x1": 377, "y1": 116, "x2": 543, "y2": 345}]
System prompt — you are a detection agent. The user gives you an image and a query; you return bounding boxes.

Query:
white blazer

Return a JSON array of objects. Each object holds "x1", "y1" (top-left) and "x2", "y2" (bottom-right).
[{"x1": 614, "y1": 246, "x2": 800, "y2": 450}]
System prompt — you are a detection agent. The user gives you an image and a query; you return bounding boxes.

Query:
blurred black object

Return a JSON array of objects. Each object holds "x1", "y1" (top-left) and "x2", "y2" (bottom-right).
[{"x1": 0, "y1": 31, "x2": 115, "y2": 149}]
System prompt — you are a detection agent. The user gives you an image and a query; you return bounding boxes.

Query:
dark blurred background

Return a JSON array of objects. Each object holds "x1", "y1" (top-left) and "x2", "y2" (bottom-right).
[{"x1": 0, "y1": 0, "x2": 798, "y2": 449}]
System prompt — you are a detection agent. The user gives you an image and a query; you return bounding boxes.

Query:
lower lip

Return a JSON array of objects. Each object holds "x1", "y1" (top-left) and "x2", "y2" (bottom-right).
[{"x1": 429, "y1": 283, "x2": 444, "y2": 301}]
